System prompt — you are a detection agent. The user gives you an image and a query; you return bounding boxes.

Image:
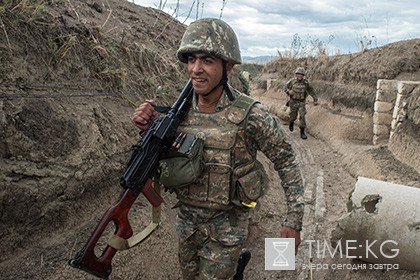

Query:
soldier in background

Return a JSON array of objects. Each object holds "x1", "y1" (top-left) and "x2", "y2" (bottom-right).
[
  {"x1": 132, "y1": 18, "x2": 305, "y2": 279},
  {"x1": 284, "y1": 67, "x2": 318, "y2": 139}
]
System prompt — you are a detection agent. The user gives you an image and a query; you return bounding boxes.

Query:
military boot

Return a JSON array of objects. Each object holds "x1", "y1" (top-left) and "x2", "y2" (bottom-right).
[
  {"x1": 300, "y1": 127, "x2": 307, "y2": 139},
  {"x1": 233, "y1": 248, "x2": 251, "y2": 280},
  {"x1": 289, "y1": 122, "x2": 294, "y2": 131}
]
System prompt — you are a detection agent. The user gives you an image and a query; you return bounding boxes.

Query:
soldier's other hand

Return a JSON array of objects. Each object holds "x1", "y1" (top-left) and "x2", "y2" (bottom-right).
[
  {"x1": 280, "y1": 225, "x2": 301, "y2": 255},
  {"x1": 132, "y1": 99, "x2": 159, "y2": 131},
  {"x1": 313, "y1": 101, "x2": 318, "y2": 106},
  {"x1": 288, "y1": 89, "x2": 294, "y2": 96}
]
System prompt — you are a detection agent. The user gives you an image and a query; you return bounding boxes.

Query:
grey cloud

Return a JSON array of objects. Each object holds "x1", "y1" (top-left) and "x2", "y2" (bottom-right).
[{"x1": 139, "y1": 0, "x2": 419, "y2": 56}]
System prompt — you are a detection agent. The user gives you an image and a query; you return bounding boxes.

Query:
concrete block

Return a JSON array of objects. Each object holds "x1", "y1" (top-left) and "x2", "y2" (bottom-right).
[
  {"x1": 373, "y1": 112, "x2": 393, "y2": 126},
  {"x1": 377, "y1": 79, "x2": 398, "y2": 91},
  {"x1": 374, "y1": 101, "x2": 394, "y2": 113},
  {"x1": 398, "y1": 81, "x2": 420, "y2": 95},
  {"x1": 392, "y1": 105, "x2": 400, "y2": 119},
  {"x1": 331, "y1": 177, "x2": 420, "y2": 272},
  {"x1": 373, "y1": 124, "x2": 389, "y2": 135},
  {"x1": 373, "y1": 134, "x2": 389, "y2": 145},
  {"x1": 375, "y1": 89, "x2": 396, "y2": 102}
]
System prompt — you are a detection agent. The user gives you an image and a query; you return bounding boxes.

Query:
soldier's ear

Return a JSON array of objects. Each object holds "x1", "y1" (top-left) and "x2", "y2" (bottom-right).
[{"x1": 226, "y1": 62, "x2": 234, "y2": 74}]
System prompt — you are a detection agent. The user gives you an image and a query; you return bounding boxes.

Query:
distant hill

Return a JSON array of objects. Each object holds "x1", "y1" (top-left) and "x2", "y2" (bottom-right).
[{"x1": 243, "y1": 55, "x2": 275, "y2": 65}]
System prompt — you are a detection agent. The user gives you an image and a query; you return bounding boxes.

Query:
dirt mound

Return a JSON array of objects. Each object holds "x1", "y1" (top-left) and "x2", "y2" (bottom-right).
[
  {"x1": 0, "y1": 0, "x2": 187, "y2": 98},
  {"x1": 260, "y1": 39, "x2": 420, "y2": 111},
  {"x1": 1, "y1": 1, "x2": 419, "y2": 280},
  {"x1": 265, "y1": 39, "x2": 420, "y2": 85},
  {"x1": 1, "y1": 0, "x2": 188, "y2": 275}
]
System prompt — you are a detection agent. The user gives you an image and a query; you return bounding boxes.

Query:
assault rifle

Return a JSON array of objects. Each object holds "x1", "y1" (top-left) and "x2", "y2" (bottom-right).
[{"x1": 68, "y1": 80, "x2": 193, "y2": 279}]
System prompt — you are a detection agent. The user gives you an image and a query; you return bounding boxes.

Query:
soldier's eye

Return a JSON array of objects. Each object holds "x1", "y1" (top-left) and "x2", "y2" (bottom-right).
[
  {"x1": 200, "y1": 56, "x2": 215, "y2": 64},
  {"x1": 187, "y1": 56, "x2": 197, "y2": 63}
]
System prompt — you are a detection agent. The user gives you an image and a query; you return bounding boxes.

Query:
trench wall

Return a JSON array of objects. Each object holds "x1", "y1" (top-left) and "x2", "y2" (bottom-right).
[{"x1": 374, "y1": 80, "x2": 420, "y2": 173}]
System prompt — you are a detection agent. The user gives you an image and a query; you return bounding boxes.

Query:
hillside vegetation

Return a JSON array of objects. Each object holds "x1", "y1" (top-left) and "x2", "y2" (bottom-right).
[{"x1": 260, "y1": 40, "x2": 420, "y2": 111}]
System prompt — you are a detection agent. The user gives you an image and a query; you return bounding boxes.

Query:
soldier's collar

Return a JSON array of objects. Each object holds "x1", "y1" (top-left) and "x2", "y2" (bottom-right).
[{"x1": 192, "y1": 85, "x2": 238, "y2": 112}]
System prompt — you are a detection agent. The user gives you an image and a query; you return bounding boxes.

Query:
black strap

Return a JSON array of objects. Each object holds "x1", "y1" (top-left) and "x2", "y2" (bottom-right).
[
  {"x1": 153, "y1": 106, "x2": 171, "y2": 113},
  {"x1": 201, "y1": 61, "x2": 235, "y2": 101}
]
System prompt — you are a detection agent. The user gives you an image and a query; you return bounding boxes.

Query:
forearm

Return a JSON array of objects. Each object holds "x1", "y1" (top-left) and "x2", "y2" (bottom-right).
[
  {"x1": 281, "y1": 183, "x2": 304, "y2": 230},
  {"x1": 259, "y1": 125, "x2": 305, "y2": 230},
  {"x1": 246, "y1": 104, "x2": 305, "y2": 229},
  {"x1": 276, "y1": 159, "x2": 305, "y2": 230},
  {"x1": 307, "y1": 87, "x2": 318, "y2": 102}
]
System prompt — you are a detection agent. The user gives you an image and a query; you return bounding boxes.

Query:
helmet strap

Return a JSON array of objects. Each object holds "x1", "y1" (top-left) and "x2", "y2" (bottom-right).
[{"x1": 201, "y1": 61, "x2": 235, "y2": 101}]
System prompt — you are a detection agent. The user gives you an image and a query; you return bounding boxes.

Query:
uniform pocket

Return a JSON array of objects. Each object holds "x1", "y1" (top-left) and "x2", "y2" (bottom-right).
[
  {"x1": 158, "y1": 133, "x2": 204, "y2": 188},
  {"x1": 233, "y1": 169, "x2": 265, "y2": 205}
]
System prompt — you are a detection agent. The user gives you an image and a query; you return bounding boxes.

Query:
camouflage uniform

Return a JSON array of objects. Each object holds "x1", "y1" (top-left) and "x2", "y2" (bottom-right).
[
  {"x1": 172, "y1": 87, "x2": 304, "y2": 279},
  {"x1": 168, "y1": 18, "x2": 305, "y2": 279},
  {"x1": 284, "y1": 69, "x2": 317, "y2": 129}
]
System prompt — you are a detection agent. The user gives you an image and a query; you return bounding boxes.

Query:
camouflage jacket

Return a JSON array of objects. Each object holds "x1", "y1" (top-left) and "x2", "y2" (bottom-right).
[
  {"x1": 175, "y1": 86, "x2": 305, "y2": 230},
  {"x1": 284, "y1": 77, "x2": 317, "y2": 102}
]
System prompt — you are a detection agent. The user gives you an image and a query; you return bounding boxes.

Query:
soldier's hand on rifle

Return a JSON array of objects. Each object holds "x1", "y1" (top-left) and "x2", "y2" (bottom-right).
[
  {"x1": 132, "y1": 99, "x2": 160, "y2": 131},
  {"x1": 288, "y1": 89, "x2": 294, "y2": 96},
  {"x1": 313, "y1": 101, "x2": 318, "y2": 106}
]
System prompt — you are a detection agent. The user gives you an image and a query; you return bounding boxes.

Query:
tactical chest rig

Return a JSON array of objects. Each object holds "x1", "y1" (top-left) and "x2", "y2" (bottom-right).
[
  {"x1": 290, "y1": 78, "x2": 309, "y2": 100},
  {"x1": 175, "y1": 94, "x2": 265, "y2": 210}
]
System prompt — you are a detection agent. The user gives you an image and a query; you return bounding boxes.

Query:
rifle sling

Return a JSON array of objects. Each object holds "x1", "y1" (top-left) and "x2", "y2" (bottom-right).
[{"x1": 107, "y1": 184, "x2": 162, "y2": 251}]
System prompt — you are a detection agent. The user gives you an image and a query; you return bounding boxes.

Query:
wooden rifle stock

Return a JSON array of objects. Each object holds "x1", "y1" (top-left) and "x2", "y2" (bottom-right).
[
  {"x1": 68, "y1": 179, "x2": 161, "y2": 279},
  {"x1": 68, "y1": 80, "x2": 193, "y2": 278}
]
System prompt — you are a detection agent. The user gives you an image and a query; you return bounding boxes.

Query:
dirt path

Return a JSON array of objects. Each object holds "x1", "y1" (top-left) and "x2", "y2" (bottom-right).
[
  {"x1": 249, "y1": 90, "x2": 419, "y2": 280},
  {"x1": 1, "y1": 89, "x2": 419, "y2": 280},
  {"x1": 242, "y1": 105, "x2": 355, "y2": 280}
]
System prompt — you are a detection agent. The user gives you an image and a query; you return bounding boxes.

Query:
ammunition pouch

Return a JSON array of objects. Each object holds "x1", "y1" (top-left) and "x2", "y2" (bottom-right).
[
  {"x1": 232, "y1": 168, "x2": 265, "y2": 207},
  {"x1": 158, "y1": 133, "x2": 204, "y2": 188}
]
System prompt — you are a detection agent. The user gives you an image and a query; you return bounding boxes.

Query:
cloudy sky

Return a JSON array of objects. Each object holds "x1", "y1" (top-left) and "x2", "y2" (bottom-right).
[{"x1": 136, "y1": 0, "x2": 419, "y2": 57}]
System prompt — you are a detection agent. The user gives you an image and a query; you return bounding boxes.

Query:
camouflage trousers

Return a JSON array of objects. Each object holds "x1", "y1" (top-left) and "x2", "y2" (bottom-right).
[
  {"x1": 289, "y1": 99, "x2": 307, "y2": 128},
  {"x1": 176, "y1": 203, "x2": 250, "y2": 280}
]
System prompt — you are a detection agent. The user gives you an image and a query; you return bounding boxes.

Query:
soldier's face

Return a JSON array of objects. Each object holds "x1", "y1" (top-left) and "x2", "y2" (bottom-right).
[
  {"x1": 187, "y1": 53, "x2": 224, "y2": 96},
  {"x1": 296, "y1": 73, "x2": 304, "y2": 81}
]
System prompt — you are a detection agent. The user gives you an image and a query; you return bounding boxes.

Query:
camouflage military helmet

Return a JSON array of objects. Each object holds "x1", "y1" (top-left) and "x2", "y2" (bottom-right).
[
  {"x1": 177, "y1": 18, "x2": 242, "y2": 64},
  {"x1": 295, "y1": 67, "x2": 306, "y2": 75}
]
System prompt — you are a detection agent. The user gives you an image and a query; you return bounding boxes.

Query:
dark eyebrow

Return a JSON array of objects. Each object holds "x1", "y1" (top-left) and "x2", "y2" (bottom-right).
[{"x1": 189, "y1": 53, "x2": 216, "y2": 60}]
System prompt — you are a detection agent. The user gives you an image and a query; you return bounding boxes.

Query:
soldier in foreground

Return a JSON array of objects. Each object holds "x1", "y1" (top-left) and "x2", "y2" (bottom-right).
[
  {"x1": 284, "y1": 67, "x2": 318, "y2": 139},
  {"x1": 132, "y1": 18, "x2": 305, "y2": 279}
]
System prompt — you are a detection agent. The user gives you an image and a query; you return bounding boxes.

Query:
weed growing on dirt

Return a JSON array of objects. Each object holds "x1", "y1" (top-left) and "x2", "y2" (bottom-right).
[{"x1": 0, "y1": 0, "x2": 187, "y2": 106}]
